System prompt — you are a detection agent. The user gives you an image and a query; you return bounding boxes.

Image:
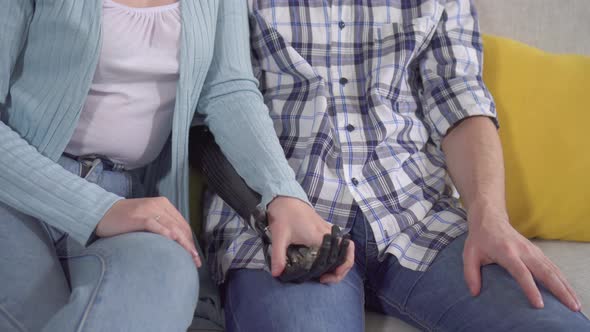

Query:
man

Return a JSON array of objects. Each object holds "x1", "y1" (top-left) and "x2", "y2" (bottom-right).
[{"x1": 204, "y1": 0, "x2": 589, "y2": 330}]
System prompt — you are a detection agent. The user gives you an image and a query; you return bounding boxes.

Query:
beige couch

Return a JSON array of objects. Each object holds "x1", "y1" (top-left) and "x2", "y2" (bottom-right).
[{"x1": 366, "y1": 0, "x2": 590, "y2": 331}]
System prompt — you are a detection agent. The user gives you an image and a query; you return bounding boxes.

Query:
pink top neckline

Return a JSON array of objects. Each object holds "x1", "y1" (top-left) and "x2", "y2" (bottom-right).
[{"x1": 104, "y1": 0, "x2": 179, "y2": 14}]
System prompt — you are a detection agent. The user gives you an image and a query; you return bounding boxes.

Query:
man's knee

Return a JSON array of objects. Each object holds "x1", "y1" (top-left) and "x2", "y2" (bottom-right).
[{"x1": 507, "y1": 312, "x2": 589, "y2": 331}]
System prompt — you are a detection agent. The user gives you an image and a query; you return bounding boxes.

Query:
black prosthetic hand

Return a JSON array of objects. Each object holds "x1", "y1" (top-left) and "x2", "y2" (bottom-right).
[
  {"x1": 249, "y1": 206, "x2": 351, "y2": 283},
  {"x1": 279, "y1": 226, "x2": 351, "y2": 283},
  {"x1": 190, "y1": 126, "x2": 350, "y2": 283}
]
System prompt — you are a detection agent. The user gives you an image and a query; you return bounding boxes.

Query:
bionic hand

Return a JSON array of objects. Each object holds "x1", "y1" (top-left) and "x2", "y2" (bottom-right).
[
  {"x1": 190, "y1": 126, "x2": 350, "y2": 283},
  {"x1": 249, "y1": 208, "x2": 351, "y2": 283}
]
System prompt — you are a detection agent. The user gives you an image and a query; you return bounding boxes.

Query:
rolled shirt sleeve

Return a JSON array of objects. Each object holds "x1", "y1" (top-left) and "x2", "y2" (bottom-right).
[{"x1": 419, "y1": 0, "x2": 498, "y2": 146}]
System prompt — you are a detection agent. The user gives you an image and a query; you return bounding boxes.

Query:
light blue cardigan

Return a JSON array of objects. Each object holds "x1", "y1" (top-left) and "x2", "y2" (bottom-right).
[
  {"x1": 0, "y1": 1, "x2": 308, "y2": 326},
  {"x1": 0, "y1": 0, "x2": 308, "y2": 244}
]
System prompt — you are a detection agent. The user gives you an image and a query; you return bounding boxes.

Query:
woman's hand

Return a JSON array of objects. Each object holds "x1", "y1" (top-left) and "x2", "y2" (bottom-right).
[
  {"x1": 97, "y1": 197, "x2": 202, "y2": 267},
  {"x1": 266, "y1": 196, "x2": 355, "y2": 284}
]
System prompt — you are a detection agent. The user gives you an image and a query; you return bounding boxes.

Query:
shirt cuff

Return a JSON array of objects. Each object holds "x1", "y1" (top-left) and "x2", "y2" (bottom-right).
[
  {"x1": 78, "y1": 194, "x2": 125, "y2": 247},
  {"x1": 423, "y1": 77, "x2": 499, "y2": 146},
  {"x1": 427, "y1": 102, "x2": 498, "y2": 147}
]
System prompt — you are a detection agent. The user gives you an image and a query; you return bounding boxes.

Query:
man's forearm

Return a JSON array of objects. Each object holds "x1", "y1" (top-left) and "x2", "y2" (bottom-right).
[{"x1": 441, "y1": 116, "x2": 506, "y2": 216}]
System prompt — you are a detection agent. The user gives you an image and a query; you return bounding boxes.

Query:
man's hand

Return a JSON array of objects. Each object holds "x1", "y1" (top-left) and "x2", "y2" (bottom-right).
[
  {"x1": 463, "y1": 200, "x2": 581, "y2": 312},
  {"x1": 442, "y1": 117, "x2": 581, "y2": 312},
  {"x1": 97, "y1": 197, "x2": 202, "y2": 268},
  {"x1": 266, "y1": 196, "x2": 354, "y2": 284}
]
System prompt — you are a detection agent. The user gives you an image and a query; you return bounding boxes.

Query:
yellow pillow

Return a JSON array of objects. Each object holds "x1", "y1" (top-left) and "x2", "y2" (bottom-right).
[{"x1": 482, "y1": 34, "x2": 590, "y2": 241}]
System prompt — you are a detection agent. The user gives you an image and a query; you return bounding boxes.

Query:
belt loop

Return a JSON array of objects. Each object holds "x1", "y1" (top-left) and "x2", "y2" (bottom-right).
[
  {"x1": 81, "y1": 158, "x2": 102, "y2": 179},
  {"x1": 111, "y1": 163, "x2": 126, "y2": 172}
]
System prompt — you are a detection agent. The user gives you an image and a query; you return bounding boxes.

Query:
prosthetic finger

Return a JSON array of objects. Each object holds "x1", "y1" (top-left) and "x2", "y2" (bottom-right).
[
  {"x1": 325, "y1": 233, "x2": 350, "y2": 273},
  {"x1": 333, "y1": 234, "x2": 351, "y2": 270},
  {"x1": 307, "y1": 234, "x2": 334, "y2": 280},
  {"x1": 325, "y1": 226, "x2": 342, "y2": 271}
]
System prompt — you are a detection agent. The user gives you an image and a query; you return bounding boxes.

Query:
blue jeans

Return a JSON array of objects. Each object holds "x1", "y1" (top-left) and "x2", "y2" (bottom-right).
[
  {"x1": 224, "y1": 210, "x2": 589, "y2": 331},
  {"x1": 0, "y1": 156, "x2": 198, "y2": 332}
]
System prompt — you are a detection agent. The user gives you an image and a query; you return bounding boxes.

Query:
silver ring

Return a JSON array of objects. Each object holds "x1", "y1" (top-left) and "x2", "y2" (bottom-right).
[{"x1": 154, "y1": 215, "x2": 161, "y2": 222}]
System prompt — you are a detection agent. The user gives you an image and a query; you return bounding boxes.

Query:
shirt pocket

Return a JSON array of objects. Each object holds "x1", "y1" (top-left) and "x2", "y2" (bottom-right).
[{"x1": 367, "y1": 17, "x2": 436, "y2": 104}]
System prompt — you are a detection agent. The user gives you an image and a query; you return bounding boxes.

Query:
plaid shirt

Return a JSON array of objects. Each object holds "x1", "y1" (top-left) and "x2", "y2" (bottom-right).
[{"x1": 204, "y1": 0, "x2": 497, "y2": 283}]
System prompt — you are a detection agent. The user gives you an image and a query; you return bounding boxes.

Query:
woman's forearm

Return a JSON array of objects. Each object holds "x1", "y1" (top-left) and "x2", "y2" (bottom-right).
[
  {"x1": 0, "y1": 0, "x2": 122, "y2": 245},
  {"x1": 0, "y1": 122, "x2": 123, "y2": 244},
  {"x1": 196, "y1": 0, "x2": 309, "y2": 209}
]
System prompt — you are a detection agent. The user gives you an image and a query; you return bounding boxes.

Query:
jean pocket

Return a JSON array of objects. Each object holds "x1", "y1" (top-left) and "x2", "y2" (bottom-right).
[
  {"x1": 95, "y1": 170, "x2": 131, "y2": 198},
  {"x1": 58, "y1": 155, "x2": 83, "y2": 177}
]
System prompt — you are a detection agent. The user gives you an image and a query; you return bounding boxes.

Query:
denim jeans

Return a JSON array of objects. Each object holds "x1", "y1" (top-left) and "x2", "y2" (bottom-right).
[
  {"x1": 0, "y1": 155, "x2": 198, "y2": 332},
  {"x1": 224, "y1": 209, "x2": 589, "y2": 331}
]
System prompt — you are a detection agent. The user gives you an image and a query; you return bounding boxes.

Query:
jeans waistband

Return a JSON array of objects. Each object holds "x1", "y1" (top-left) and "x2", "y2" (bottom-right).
[
  {"x1": 58, "y1": 153, "x2": 145, "y2": 199},
  {"x1": 62, "y1": 152, "x2": 126, "y2": 173}
]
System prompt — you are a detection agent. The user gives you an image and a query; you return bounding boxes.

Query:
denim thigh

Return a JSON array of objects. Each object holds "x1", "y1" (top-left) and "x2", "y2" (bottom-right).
[
  {"x1": 366, "y1": 233, "x2": 590, "y2": 331},
  {"x1": 0, "y1": 156, "x2": 139, "y2": 331},
  {"x1": 224, "y1": 265, "x2": 365, "y2": 332},
  {"x1": 0, "y1": 201, "x2": 71, "y2": 332},
  {"x1": 1, "y1": 155, "x2": 198, "y2": 332}
]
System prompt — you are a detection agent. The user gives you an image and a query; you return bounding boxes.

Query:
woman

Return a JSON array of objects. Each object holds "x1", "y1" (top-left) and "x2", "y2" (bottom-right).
[{"x1": 0, "y1": 0, "x2": 337, "y2": 331}]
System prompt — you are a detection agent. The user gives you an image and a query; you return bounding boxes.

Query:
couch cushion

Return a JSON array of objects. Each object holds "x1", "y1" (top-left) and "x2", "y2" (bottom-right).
[
  {"x1": 482, "y1": 34, "x2": 590, "y2": 241},
  {"x1": 364, "y1": 240, "x2": 590, "y2": 331},
  {"x1": 472, "y1": 0, "x2": 590, "y2": 56}
]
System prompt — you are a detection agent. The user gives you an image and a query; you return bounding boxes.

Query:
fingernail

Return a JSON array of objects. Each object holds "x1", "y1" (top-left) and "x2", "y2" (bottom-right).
[
  {"x1": 537, "y1": 299, "x2": 544, "y2": 308},
  {"x1": 192, "y1": 250, "x2": 199, "y2": 257}
]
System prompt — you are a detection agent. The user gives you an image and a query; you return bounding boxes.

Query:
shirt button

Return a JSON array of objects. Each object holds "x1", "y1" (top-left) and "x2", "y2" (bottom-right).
[
  {"x1": 346, "y1": 124, "x2": 355, "y2": 132},
  {"x1": 338, "y1": 21, "x2": 346, "y2": 30},
  {"x1": 339, "y1": 77, "x2": 349, "y2": 85},
  {"x1": 351, "y1": 178, "x2": 359, "y2": 186}
]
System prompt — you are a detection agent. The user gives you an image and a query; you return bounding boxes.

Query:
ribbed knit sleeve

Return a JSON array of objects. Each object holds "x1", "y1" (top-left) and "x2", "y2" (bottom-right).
[
  {"x1": 0, "y1": 0, "x2": 123, "y2": 245},
  {"x1": 196, "y1": 0, "x2": 310, "y2": 209}
]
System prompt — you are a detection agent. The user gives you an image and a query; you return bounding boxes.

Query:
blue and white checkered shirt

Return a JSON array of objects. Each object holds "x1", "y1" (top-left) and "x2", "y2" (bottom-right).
[{"x1": 204, "y1": 0, "x2": 497, "y2": 283}]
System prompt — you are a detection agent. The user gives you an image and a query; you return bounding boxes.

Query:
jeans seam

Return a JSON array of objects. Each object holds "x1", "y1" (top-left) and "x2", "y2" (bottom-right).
[
  {"x1": 225, "y1": 288, "x2": 242, "y2": 332},
  {"x1": 58, "y1": 252, "x2": 107, "y2": 332},
  {"x1": 401, "y1": 268, "x2": 429, "y2": 309},
  {"x1": 0, "y1": 304, "x2": 27, "y2": 332},
  {"x1": 431, "y1": 296, "x2": 469, "y2": 332},
  {"x1": 40, "y1": 222, "x2": 65, "y2": 247},
  {"x1": 341, "y1": 271, "x2": 364, "y2": 299},
  {"x1": 370, "y1": 288, "x2": 433, "y2": 331}
]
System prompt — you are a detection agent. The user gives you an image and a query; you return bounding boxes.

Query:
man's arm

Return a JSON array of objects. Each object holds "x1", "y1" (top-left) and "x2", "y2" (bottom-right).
[
  {"x1": 442, "y1": 117, "x2": 581, "y2": 312},
  {"x1": 419, "y1": 0, "x2": 580, "y2": 311}
]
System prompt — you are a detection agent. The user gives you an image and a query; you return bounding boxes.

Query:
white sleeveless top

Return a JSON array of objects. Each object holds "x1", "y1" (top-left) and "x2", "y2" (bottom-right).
[{"x1": 65, "y1": 0, "x2": 181, "y2": 169}]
